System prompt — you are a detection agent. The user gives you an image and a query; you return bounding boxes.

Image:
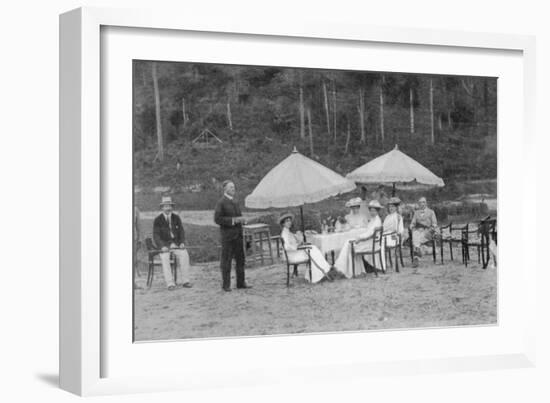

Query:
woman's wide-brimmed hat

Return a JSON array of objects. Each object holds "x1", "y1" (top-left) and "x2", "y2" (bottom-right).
[
  {"x1": 345, "y1": 197, "x2": 363, "y2": 208},
  {"x1": 368, "y1": 200, "x2": 383, "y2": 210},
  {"x1": 160, "y1": 196, "x2": 175, "y2": 206},
  {"x1": 388, "y1": 196, "x2": 401, "y2": 205},
  {"x1": 279, "y1": 212, "x2": 295, "y2": 225}
]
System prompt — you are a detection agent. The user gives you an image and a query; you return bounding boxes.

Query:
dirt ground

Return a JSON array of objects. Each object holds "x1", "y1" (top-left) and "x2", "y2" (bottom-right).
[{"x1": 133, "y1": 250, "x2": 497, "y2": 341}]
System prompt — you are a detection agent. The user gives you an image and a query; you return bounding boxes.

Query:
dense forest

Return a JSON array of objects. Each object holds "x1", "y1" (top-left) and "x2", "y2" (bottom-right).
[{"x1": 133, "y1": 60, "x2": 497, "y2": 210}]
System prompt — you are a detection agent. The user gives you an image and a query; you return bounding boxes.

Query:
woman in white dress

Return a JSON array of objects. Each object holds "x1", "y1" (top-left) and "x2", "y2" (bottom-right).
[
  {"x1": 344, "y1": 197, "x2": 369, "y2": 229},
  {"x1": 383, "y1": 197, "x2": 404, "y2": 248},
  {"x1": 334, "y1": 200, "x2": 385, "y2": 278},
  {"x1": 279, "y1": 213, "x2": 332, "y2": 283}
]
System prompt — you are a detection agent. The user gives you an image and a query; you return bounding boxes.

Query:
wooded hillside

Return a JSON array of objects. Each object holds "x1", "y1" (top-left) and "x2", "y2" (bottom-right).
[{"x1": 133, "y1": 60, "x2": 497, "y2": 209}]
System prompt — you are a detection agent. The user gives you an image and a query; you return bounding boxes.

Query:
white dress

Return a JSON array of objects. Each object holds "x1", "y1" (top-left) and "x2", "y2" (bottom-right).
[
  {"x1": 383, "y1": 212, "x2": 404, "y2": 247},
  {"x1": 280, "y1": 227, "x2": 331, "y2": 283},
  {"x1": 334, "y1": 215, "x2": 385, "y2": 278}
]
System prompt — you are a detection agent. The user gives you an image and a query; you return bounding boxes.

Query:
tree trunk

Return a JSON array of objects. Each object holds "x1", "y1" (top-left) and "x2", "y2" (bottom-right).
[
  {"x1": 152, "y1": 62, "x2": 164, "y2": 162},
  {"x1": 447, "y1": 93, "x2": 454, "y2": 129},
  {"x1": 307, "y1": 107, "x2": 314, "y2": 157},
  {"x1": 344, "y1": 120, "x2": 351, "y2": 155},
  {"x1": 409, "y1": 87, "x2": 415, "y2": 135},
  {"x1": 182, "y1": 97, "x2": 188, "y2": 127},
  {"x1": 226, "y1": 100, "x2": 233, "y2": 130},
  {"x1": 429, "y1": 78, "x2": 435, "y2": 144},
  {"x1": 322, "y1": 80, "x2": 331, "y2": 138},
  {"x1": 299, "y1": 78, "x2": 305, "y2": 139},
  {"x1": 358, "y1": 88, "x2": 366, "y2": 144},
  {"x1": 332, "y1": 80, "x2": 337, "y2": 143},
  {"x1": 379, "y1": 76, "x2": 385, "y2": 144}
]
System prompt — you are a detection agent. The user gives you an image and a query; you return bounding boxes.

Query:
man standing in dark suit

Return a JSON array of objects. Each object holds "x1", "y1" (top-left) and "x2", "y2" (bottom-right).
[
  {"x1": 153, "y1": 196, "x2": 192, "y2": 290},
  {"x1": 214, "y1": 180, "x2": 251, "y2": 292}
]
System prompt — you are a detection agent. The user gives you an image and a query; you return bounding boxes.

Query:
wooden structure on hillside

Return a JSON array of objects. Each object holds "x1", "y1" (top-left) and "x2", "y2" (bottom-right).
[{"x1": 192, "y1": 128, "x2": 223, "y2": 149}]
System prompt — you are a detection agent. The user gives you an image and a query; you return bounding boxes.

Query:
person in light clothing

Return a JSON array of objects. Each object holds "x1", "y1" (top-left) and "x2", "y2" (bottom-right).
[
  {"x1": 383, "y1": 197, "x2": 404, "y2": 248},
  {"x1": 334, "y1": 200, "x2": 385, "y2": 278},
  {"x1": 279, "y1": 213, "x2": 332, "y2": 283},
  {"x1": 153, "y1": 196, "x2": 192, "y2": 290},
  {"x1": 344, "y1": 197, "x2": 369, "y2": 229}
]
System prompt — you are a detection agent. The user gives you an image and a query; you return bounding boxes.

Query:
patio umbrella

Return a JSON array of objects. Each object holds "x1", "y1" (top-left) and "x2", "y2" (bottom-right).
[
  {"x1": 245, "y1": 147, "x2": 356, "y2": 234},
  {"x1": 346, "y1": 144, "x2": 444, "y2": 196}
]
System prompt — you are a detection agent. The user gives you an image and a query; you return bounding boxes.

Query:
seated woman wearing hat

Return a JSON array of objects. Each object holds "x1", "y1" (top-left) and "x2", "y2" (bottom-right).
[
  {"x1": 334, "y1": 200, "x2": 385, "y2": 278},
  {"x1": 279, "y1": 213, "x2": 332, "y2": 283},
  {"x1": 344, "y1": 197, "x2": 369, "y2": 229},
  {"x1": 383, "y1": 197, "x2": 404, "y2": 247}
]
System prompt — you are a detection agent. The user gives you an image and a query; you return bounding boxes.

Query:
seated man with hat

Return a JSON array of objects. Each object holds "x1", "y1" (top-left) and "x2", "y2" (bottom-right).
[
  {"x1": 344, "y1": 197, "x2": 369, "y2": 229},
  {"x1": 409, "y1": 196, "x2": 438, "y2": 267},
  {"x1": 279, "y1": 213, "x2": 332, "y2": 283},
  {"x1": 153, "y1": 196, "x2": 192, "y2": 290},
  {"x1": 334, "y1": 200, "x2": 385, "y2": 278}
]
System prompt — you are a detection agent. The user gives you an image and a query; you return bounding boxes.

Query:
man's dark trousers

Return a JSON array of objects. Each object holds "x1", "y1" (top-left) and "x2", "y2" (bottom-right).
[{"x1": 220, "y1": 236, "x2": 245, "y2": 289}]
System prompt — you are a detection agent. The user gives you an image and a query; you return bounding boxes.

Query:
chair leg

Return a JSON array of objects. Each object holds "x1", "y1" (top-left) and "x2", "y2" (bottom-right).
[
  {"x1": 450, "y1": 242, "x2": 454, "y2": 261},
  {"x1": 293, "y1": 265, "x2": 298, "y2": 277},
  {"x1": 399, "y1": 245, "x2": 404, "y2": 267},
  {"x1": 351, "y1": 249, "x2": 356, "y2": 278},
  {"x1": 432, "y1": 240, "x2": 436, "y2": 263},
  {"x1": 395, "y1": 248, "x2": 400, "y2": 273},
  {"x1": 147, "y1": 260, "x2": 153, "y2": 288},
  {"x1": 387, "y1": 249, "x2": 393, "y2": 269},
  {"x1": 286, "y1": 263, "x2": 290, "y2": 287},
  {"x1": 440, "y1": 242, "x2": 444, "y2": 264},
  {"x1": 477, "y1": 246, "x2": 481, "y2": 263},
  {"x1": 267, "y1": 232, "x2": 274, "y2": 264}
]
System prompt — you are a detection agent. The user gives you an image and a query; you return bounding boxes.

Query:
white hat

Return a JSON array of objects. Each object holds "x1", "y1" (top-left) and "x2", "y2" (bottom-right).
[
  {"x1": 160, "y1": 196, "x2": 175, "y2": 206},
  {"x1": 368, "y1": 200, "x2": 383, "y2": 210},
  {"x1": 345, "y1": 197, "x2": 362, "y2": 208}
]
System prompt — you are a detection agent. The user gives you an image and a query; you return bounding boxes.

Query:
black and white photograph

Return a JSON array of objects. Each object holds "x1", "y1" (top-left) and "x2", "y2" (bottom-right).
[{"x1": 132, "y1": 60, "x2": 498, "y2": 341}]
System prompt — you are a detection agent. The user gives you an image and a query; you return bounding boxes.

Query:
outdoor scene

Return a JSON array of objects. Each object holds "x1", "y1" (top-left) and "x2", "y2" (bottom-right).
[{"x1": 132, "y1": 60, "x2": 497, "y2": 341}]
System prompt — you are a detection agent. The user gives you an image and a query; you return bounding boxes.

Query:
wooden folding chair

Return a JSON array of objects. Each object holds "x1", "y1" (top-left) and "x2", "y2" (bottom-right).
[
  {"x1": 144, "y1": 237, "x2": 176, "y2": 288},
  {"x1": 280, "y1": 237, "x2": 311, "y2": 287},
  {"x1": 350, "y1": 227, "x2": 384, "y2": 277},
  {"x1": 383, "y1": 231, "x2": 404, "y2": 272}
]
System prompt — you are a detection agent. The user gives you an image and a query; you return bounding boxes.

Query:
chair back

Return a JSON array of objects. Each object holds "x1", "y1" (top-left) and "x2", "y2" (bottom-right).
[
  {"x1": 145, "y1": 237, "x2": 156, "y2": 251},
  {"x1": 280, "y1": 236, "x2": 290, "y2": 262},
  {"x1": 371, "y1": 227, "x2": 383, "y2": 253}
]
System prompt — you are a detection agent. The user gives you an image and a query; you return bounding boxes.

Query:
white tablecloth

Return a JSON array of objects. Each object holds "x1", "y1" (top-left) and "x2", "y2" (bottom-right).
[{"x1": 310, "y1": 228, "x2": 366, "y2": 255}]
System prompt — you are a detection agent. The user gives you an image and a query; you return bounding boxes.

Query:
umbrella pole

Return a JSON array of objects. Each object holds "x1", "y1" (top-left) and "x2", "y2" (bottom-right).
[
  {"x1": 300, "y1": 205, "x2": 306, "y2": 242},
  {"x1": 392, "y1": 182, "x2": 396, "y2": 197}
]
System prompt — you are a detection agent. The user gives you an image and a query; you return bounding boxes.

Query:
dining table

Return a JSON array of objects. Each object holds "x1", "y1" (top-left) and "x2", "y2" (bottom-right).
[{"x1": 309, "y1": 227, "x2": 366, "y2": 263}]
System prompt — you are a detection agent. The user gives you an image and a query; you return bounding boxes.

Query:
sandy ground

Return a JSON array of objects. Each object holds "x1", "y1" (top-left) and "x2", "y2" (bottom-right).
[{"x1": 133, "y1": 250, "x2": 497, "y2": 341}]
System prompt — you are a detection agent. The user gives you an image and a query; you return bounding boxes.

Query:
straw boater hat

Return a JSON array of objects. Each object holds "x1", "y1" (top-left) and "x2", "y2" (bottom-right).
[
  {"x1": 368, "y1": 200, "x2": 383, "y2": 210},
  {"x1": 160, "y1": 196, "x2": 175, "y2": 207},
  {"x1": 388, "y1": 196, "x2": 401, "y2": 205},
  {"x1": 345, "y1": 197, "x2": 363, "y2": 208},
  {"x1": 279, "y1": 212, "x2": 294, "y2": 225}
]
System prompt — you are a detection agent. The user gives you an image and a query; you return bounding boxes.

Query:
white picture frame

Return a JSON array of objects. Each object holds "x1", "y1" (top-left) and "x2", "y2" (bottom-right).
[{"x1": 59, "y1": 6, "x2": 537, "y2": 396}]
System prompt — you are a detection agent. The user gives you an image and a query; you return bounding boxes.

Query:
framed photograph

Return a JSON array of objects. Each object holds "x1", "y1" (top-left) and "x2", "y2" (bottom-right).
[{"x1": 60, "y1": 6, "x2": 537, "y2": 396}]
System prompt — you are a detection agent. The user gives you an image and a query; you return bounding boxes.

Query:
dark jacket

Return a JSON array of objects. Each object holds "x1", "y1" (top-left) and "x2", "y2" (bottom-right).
[
  {"x1": 214, "y1": 196, "x2": 243, "y2": 241},
  {"x1": 153, "y1": 213, "x2": 186, "y2": 249}
]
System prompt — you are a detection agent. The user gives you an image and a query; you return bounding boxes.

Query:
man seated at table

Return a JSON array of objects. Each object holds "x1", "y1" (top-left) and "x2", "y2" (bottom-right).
[
  {"x1": 153, "y1": 196, "x2": 192, "y2": 290},
  {"x1": 409, "y1": 196, "x2": 438, "y2": 267},
  {"x1": 383, "y1": 197, "x2": 404, "y2": 247},
  {"x1": 279, "y1": 213, "x2": 333, "y2": 283},
  {"x1": 344, "y1": 197, "x2": 369, "y2": 229},
  {"x1": 334, "y1": 200, "x2": 384, "y2": 278}
]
